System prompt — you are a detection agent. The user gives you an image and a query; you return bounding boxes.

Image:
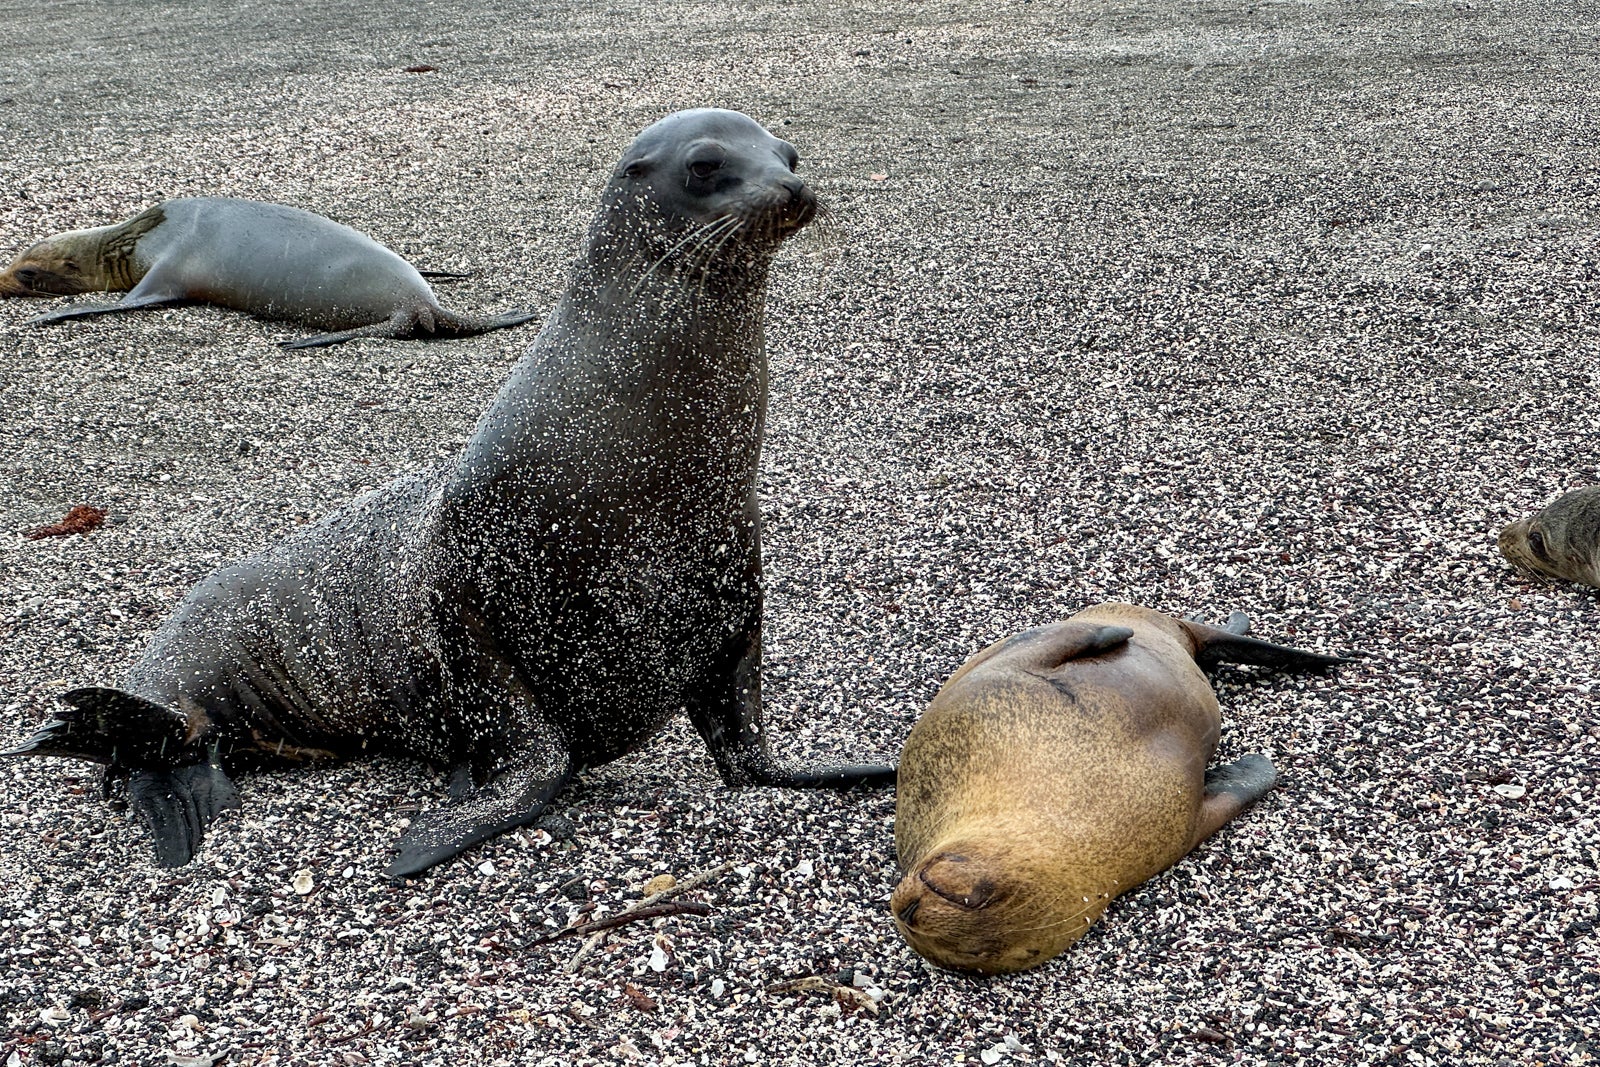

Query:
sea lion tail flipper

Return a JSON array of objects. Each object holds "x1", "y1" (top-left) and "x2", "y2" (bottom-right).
[
  {"x1": 425, "y1": 307, "x2": 542, "y2": 339},
  {"x1": 279, "y1": 319, "x2": 403, "y2": 349},
  {"x1": 1, "y1": 687, "x2": 197, "y2": 766},
  {"x1": 1184, "y1": 620, "x2": 1350, "y2": 672},
  {"x1": 128, "y1": 761, "x2": 241, "y2": 868},
  {"x1": 1190, "y1": 754, "x2": 1278, "y2": 849},
  {"x1": 386, "y1": 735, "x2": 573, "y2": 880}
]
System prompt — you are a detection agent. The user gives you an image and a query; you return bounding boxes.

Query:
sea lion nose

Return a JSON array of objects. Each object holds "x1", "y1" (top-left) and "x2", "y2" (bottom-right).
[{"x1": 918, "y1": 851, "x2": 999, "y2": 909}]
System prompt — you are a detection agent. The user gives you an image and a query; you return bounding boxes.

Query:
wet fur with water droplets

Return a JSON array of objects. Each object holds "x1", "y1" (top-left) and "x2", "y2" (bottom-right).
[
  {"x1": 1498, "y1": 487, "x2": 1600, "y2": 588},
  {"x1": 891, "y1": 603, "x2": 1347, "y2": 974},
  {"x1": 1, "y1": 109, "x2": 894, "y2": 877},
  {"x1": 0, "y1": 197, "x2": 536, "y2": 348}
]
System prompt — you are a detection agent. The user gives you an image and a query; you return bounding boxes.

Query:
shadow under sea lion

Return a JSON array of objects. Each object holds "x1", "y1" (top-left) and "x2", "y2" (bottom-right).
[
  {"x1": 891, "y1": 603, "x2": 1347, "y2": 974},
  {"x1": 0, "y1": 196, "x2": 536, "y2": 348},
  {"x1": 3, "y1": 109, "x2": 894, "y2": 877}
]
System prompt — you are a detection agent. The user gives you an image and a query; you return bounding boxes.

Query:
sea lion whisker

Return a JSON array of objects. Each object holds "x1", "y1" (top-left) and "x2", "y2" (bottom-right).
[
  {"x1": 688, "y1": 214, "x2": 746, "y2": 269},
  {"x1": 629, "y1": 215, "x2": 738, "y2": 298},
  {"x1": 1010, "y1": 889, "x2": 1112, "y2": 934},
  {"x1": 690, "y1": 218, "x2": 749, "y2": 302}
]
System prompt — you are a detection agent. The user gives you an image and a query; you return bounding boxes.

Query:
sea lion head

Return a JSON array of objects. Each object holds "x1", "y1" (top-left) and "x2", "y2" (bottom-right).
[
  {"x1": 596, "y1": 108, "x2": 817, "y2": 260},
  {"x1": 890, "y1": 835, "x2": 1111, "y2": 974},
  {"x1": 0, "y1": 234, "x2": 98, "y2": 297},
  {"x1": 1499, "y1": 487, "x2": 1600, "y2": 586}
]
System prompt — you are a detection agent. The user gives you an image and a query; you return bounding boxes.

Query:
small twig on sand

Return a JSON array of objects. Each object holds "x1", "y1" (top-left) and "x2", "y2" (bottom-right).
[
  {"x1": 765, "y1": 975, "x2": 881, "y2": 1016},
  {"x1": 532, "y1": 901, "x2": 711, "y2": 945},
  {"x1": 562, "y1": 860, "x2": 734, "y2": 973}
]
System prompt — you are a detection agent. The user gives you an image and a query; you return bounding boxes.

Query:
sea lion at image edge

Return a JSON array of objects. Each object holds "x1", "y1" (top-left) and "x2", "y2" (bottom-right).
[
  {"x1": 2, "y1": 109, "x2": 894, "y2": 877},
  {"x1": 1498, "y1": 487, "x2": 1600, "y2": 588},
  {"x1": 0, "y1": 197, "x2": 536, "y2": 348},
  {"x1": 891, "y1": 603, "x2": 1347, "y2": 974}
]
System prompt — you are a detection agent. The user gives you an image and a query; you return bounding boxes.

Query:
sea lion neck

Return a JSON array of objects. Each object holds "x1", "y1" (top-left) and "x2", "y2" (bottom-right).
[{"x1": 442, "y1": 225, "x2": 774, "y2": 514}]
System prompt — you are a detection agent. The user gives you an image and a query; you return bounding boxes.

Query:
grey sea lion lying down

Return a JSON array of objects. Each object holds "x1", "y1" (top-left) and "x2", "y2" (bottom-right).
[{"x1": 0, "y1": 196, "x2": 536, "y2": 348}]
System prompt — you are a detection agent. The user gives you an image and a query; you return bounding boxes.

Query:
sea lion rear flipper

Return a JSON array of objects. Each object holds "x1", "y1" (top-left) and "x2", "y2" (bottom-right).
[
  {"x1": 284, "y1": 307, "x2": 540, "y2": 349},
  {"x1": 429, "y1": 307, "x2": 542, "y2": 339},
  {"x1": 128, "y1": 761, "x2": 241, "y2": 867},
  {"x1": 1, "y1": 686, "x2": 199, "y2": 766},
  {"x1": 385, "y1": 728, "x2": 573, "y2": 880},
  {"x1": 1184, "y1": 618, "x2": 1349, "y2": 672},
  {"x1": 280, "y1": 317, "x2": 405, "y2": 350},
  {"x1": 1190, "y1": 754, "x2": 1278, "y2": 850}
]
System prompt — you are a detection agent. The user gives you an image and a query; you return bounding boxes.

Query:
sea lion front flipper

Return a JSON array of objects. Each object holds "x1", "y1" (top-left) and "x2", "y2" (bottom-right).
[
  {"x1": 27, "y1": 291, "x2": 185, "y2": 325},
  {"x1": 127, "y1": 760, "x2": 241, "y2": 868},
  {"x1": 1190, "y1": 754, "x2": 1278, "y2": 850},
  {"x1": 1184, "y1": 618, "x2": 1349, "y2": 672},
  {"x1": 385, "y1": 728, "x2": 573, "y2": 879},
  {"x1": 687, "y1": 592, "x2": 897, "y2": 791}
]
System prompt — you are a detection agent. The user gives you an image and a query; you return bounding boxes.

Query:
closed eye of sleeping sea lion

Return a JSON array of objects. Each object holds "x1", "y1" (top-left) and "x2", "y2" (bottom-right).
[
  {"x1": 1498, "y1": 487, "x2": 1600, "y2": 588},
  {"x1": 891, "y1": 603, "x2": 1347, "y2": 975},
  {"x1": 2, "y1": 109, "x2": 894, "y2": 878},
  {"x1": 0, "y1": 197, "x2": 536, "y2": 348}
]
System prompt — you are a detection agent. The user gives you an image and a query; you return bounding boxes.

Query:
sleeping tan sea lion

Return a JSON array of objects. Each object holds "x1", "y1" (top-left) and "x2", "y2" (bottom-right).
[{"x1": 891, "y1": 603, "x2": 1345, "y2": 974}]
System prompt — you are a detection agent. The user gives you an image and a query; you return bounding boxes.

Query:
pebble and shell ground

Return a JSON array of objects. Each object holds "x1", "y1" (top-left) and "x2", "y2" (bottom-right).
[{"x1": 1, "y1": 2, "x2": 1595, "y2": 1064}]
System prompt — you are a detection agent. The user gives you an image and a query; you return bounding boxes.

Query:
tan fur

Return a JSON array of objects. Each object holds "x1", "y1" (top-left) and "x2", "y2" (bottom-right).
[
  {"x1": 1499, "y1": 487, "x2": 1600, "y2": 588},
  {"x1": 0, "y1": 206, "x2": 163, "y2": 297},
  {"x1": 892, "y1": 604, "x2": 1253, "y2": 974}
]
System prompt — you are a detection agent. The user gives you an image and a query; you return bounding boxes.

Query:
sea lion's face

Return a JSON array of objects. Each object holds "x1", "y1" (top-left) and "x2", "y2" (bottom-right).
[
  {"x1": 1498, "y1": 488, "x2": 1600, "y2": 587},
  {"x1": 1499, "y1": 517, "x2": 1559, "y2": 579},
  {"x1": 0, "y1": 239, "x2": 93, "y2": 297},
  {"x1": 890, "y1": 842, "x2": 1106, "y2": 975},
  {"x1": 605, "y1": 108, "x2": 817, "y2": 252}
]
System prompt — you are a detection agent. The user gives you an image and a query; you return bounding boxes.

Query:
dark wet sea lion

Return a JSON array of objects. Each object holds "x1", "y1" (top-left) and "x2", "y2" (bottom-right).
[
  {"x1": 1499, "y1": 487, "x2": 1600, "y2": 588},
  {"x1": 891, "y1": 603, "x2": 1345, "y2": 974},
  {"x1": 0, "y1": 197, "x2": 535, "y2": 348},
  {"x1": 2, "y1": 109, "x2": 894, "y2": 877}
]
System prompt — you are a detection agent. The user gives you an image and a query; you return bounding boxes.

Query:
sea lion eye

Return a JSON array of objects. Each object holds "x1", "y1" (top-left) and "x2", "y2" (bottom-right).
[
  {"x1": 689, "y1": 158, "x2": 722, "y2": 180},
  {"x1": 1528, "y1": 529, "x2": 1550, "y2": 561},
  {"x1": 14, "y1": 267, "x2": 38, "y2": 285}
]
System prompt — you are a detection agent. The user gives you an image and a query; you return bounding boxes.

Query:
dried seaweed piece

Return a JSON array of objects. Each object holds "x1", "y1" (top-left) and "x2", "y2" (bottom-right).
[{"x1": 23, "y1": 505, "x2": 107, "y2": 540}]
